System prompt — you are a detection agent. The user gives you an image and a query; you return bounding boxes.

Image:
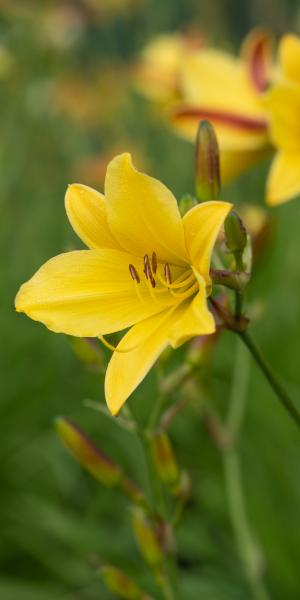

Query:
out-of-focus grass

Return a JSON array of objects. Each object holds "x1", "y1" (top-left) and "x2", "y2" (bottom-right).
[{"x1": 1, "y1": 1, "x2": 300, "y2": 598}]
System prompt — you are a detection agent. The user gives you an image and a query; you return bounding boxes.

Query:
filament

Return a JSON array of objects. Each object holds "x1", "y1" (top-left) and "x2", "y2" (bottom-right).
[{"x1": 99, "y1": 335, "x2": 141, "y2": 353}]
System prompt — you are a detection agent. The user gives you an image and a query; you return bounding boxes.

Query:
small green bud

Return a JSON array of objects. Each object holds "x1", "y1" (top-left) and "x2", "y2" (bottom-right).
[
  {"x1": 151, "y1": 432, "x2": 179, "y2": 487},
  {"x1": 179, "y1": 194, "x2": 197, "y2": 216},
  {"x1": 210, "y1": 269, "x2": 250, "y2": 291},
  {"x1": 172, "y1": 470, "x2": 192, "y2": 501},
  {"x1": 195, "y1": 120, "x2": 220, "y2": 201},
  {"x1": 224, "y1": 211, "x2": 247, "y2": 255},
  {"x1": 55, "y1": 417, "x2": 122, "y2": 487},
  {"x1": 100, "y1": 564, "x2": 146, "y2": 599},
  {"x1": 131, "y1": 507, "x2": 163, "y2": 567}
]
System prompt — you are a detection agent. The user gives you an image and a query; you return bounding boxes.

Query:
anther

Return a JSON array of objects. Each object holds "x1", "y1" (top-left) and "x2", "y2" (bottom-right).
[
  {"x1": 164, "y1": 263, "x2": 172, "y2": 284},
  {"x1": 129, "y1": 264, "x2": 140, "y2": 283},
  {"x1": 144, "y1": 254, "x2": 156, "y2": 288},
  {"x1": 151, "y1": 252, "x2": 157, "y2": 274}
]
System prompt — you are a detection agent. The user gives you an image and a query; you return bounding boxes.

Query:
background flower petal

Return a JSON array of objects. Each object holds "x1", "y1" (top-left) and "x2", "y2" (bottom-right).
[
  {"x1": 267, "y1": 151, "x2": 300, "y2": 205},
  {"x1": 279, "y1": 34, "x2": 300, "y2": 84}
]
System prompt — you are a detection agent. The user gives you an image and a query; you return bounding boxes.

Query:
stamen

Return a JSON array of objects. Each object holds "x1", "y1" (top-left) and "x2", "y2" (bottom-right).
[
  {"x1": 129, "y1": 264, "x2": 140, "y2": 283},
  {"x1": 151, "y1": 251, "x2": 157, "y2": 274},
  {"x1": 145, "y1": 277, "x2": 166, "y2": 305},
  {"x1": 170, "y1": 282, "x2": 199, "y2": 300},
  {"x1": 156, "y1": 268, "x2": 192, "y2": 289},
  {"x1": 164, "y1": 263, "x2": 172, "y2": 284},
  {"x1": 144, "y1": 254, "x2": 156, "y2": 288},
  {"x1": 99, "y1": 335, "x2": 140, "y2": 353}
]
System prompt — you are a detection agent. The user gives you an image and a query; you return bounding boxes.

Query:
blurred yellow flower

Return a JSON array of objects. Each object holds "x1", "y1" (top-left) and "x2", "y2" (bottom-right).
[
  {"x1": 265, "y1": 34, "x2": 300, "y2": 205},
  {"x1": 136, "y1": 30, "x2": 272, "y2": 185},
  {"x1": 15, "y1": 154, "x2": 231, "y2": 415},
  {"x1": 134, "y1": 31, "x2": 203, "y2": 101}
]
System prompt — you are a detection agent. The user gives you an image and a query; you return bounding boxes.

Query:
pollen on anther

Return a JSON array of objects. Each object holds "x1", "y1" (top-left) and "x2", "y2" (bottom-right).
[
  {"x1": 151, "y1": 252, "x2": 157, "y2": 274},
  {"x1": 164, "y1": 263, "x2": 172, "y2": 284},
  {"x1": 129, "y1": 264, "x2": 140, "y2": 283}
]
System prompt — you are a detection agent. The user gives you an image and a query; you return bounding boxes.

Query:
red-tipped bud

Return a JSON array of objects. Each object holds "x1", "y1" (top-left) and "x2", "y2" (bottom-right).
[
  {"x1": 151, "y1": 432, "x2": 179, "y2": 488},
  {"x1": 55, "y1": 417, "x2": 122, "y2": 487},
  {"x1": 100, "y1": 564, "x2": 150, "y2": 599},
  {"x1": 131, "y1": 507, "x2": 163, "y2": 567},
  {"x1": 195, "y1": 120, "x2": 221, "y2": 202}
]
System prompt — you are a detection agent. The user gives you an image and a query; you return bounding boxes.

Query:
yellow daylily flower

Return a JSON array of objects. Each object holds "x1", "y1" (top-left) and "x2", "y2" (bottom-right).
[
  {"x1": 265, "y1": 34, "x2": 300, "y2": 205},
  {"x1": 133, "y1": 32, "x2": 203, "y2": 102},
  {"x1": 136, "y1": 30, "x2": 272, "y2": 184},
  {"x1": 171, "y1": 31, "x2": 272, "y2": 184},
  {"x1": 15, "y1": 154, "x2": 232, "y2": 415}
]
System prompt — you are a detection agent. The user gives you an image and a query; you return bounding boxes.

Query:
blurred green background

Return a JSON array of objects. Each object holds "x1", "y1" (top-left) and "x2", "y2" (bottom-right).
[{"x1": 2, "y1": 0, "x2": 300, "y2": 598}]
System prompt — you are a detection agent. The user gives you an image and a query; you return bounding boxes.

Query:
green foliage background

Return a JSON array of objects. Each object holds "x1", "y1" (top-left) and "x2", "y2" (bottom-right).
[{"x1": 1, "y1": 0, "x2": 300, "y2": 598}]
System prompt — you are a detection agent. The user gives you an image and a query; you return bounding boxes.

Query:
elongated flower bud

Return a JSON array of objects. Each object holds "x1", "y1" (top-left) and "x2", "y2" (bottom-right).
[
  {"x1": 151, "y1": 432, "x2": 179, "y2": 487},
  {"x1": 55, "y1": 417, "x2": 122, "y2": 487},
  {"x1": 131, "y1": 507, "x2": 163, "y2": 567},
  {"x1": 100, "y1": 564, "x2": 150, "y2": 599},
  {"x1": 195, "y1": 120, "x2": 220, "y2": 201},
  {"x1": 224, "y1": 211, "x2": 247, "y2": 254}
]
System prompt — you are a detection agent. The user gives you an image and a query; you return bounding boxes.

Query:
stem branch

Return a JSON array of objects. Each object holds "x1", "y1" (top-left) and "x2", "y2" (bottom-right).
[{"x1": 239, "y1": 330, "x2": 300, "y2": 428}]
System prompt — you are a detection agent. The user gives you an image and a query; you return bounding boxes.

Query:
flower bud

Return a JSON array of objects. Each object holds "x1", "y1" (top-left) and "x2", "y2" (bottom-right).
[
  {"x1": 131, "y1": 507, "x2": 163, "y2": 567},
  {"x1": 172, "y1": 470, "x2": 192, "y2": 501},
  {"x1": 55, "y1": 417, "x2": 122, "y2": 487},
  {"x1": 100, "y1": 564, "x2": 147, "y2": 600},
  {"x1": 151, "y1": 432, "x2": 179, "y2": 487},
  {"x1": 224, "y1": 211, "x2": 247, "y2": 255},
  {"x1": 195, "y1": 120, "x2": 220, "y2": 202}
]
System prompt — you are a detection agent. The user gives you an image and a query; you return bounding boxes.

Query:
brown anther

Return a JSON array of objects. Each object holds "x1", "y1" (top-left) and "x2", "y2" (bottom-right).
[
  {"x1": 164, "y1": 263, "x2": 172, "y2": 284},
  {"x1": 144, "y1": 254, "x2": 156, "y2": 288},
  {"x1": 151, "y1": 252, "x2": 157, "y2": 274},
  {"x1": 129, "y1": 264, "x2": 140, "y2": 283}
]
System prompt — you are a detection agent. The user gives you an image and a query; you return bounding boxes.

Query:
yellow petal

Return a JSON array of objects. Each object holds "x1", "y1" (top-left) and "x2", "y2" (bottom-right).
[
  {"x1": 105, "y1": 305, "x2": 186, "y2": 415},
  {"x1": 279, "y1": 34, "x2": 300, "y2": 83},
  {"x1": 169, "y1": 286, "x2": 215, "y2": 349},
  {"x1": 180, "y1": 50, "x2": 266, "y2": 119},
  {"x1": 134, "y1": 33, "x2": 185, "y2": 101},
  {"x1": 105, "y1": 153, "x2": 188, "y2": 265},
  {"x1": 266, "y1": 151, "x2": 300, "y2": 205},
  {"x1": 171, "y1": 106, "x2": 268, "y2": 152},
  {"x1": 220, "y1": 147, "x2": 271, "y2": 184},
  {"x1": 65, "y1": 183, "x2": 121, "y2": 249},
  {"x1": 183, "y1": 201, "x2": 232, "y2": 279},
  {"x1": 265, "y1": 84, "x2": 300, "y2": 152},
  {"x1": 15, "y1": 249, "x2": 175, "y2": 336}
]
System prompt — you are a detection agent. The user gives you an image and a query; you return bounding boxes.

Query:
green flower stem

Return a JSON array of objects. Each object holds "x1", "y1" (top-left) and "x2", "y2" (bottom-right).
[
  {"x1": 238, "y1": 329, "x2": 300, "y2": 429},
  {"x1": 128, "y1": 405, "x2": 180, "y2": 600},
  {"x1": 224, "y1": 338, "x2": 269, "y2": 600}
]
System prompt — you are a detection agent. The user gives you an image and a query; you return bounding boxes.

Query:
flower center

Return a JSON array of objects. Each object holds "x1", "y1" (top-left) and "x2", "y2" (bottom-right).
[{"x1": 128, "y1": 252, "x2": 199, "y2": 304}]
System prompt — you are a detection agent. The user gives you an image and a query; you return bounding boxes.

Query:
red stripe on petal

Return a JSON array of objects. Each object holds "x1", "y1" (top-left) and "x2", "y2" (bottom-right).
[{"x1": 172, "y1": 105, "x2": 267, "y2": 132}]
